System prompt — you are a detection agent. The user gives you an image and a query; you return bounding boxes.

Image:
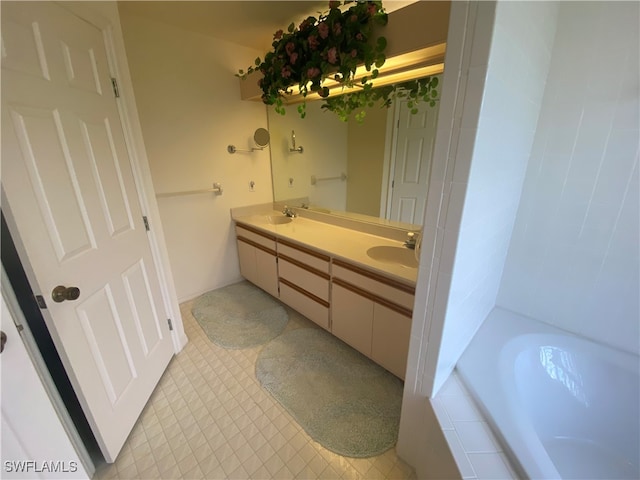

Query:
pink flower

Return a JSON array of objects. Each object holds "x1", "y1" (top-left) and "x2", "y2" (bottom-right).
[
  {"x1": 308, "y1": 35, "x2": 320, "y2": 50},
  {"x1": 333, "y1": 22, "x2": 342, "y2": 35},
  {"x1": 281, "y1": 67, "x2": 292, "y2": 78},
  {"x1": 350, "y1": 48, "x2": 357, "y2": 58},
  {"x1": 285, "y1": 42, "x2": 295, "y2": 56},
  {"x1": 350, "y1": 14, "x2": 358, "y2": 23},
  {"x1": 327, "y1": 47, "x2": 338, "y2": 64},
  {"x1": 356, "y1": 32, "x2": 364, "y2": 41},
  {"x1": 307, "y1": 67, "x2": 321, "y2": 79},
  {"x1": 318, "y1": 22, "x2": 329, "y2": 39},
  {"x1": 273, "y1": 29, "x2": 283, "y2": 40},
  {"x1": 367, "y1": 4, "x2": 377, "y2": 16},
  {"x1": 289, "y1": 52, "x2": 298, "y2": 64}
]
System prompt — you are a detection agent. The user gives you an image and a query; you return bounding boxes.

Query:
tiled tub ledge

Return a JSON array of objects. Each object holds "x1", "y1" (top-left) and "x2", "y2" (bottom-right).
[{"x1": 430, "y1": 371, "x2": 520, "y2": 480}]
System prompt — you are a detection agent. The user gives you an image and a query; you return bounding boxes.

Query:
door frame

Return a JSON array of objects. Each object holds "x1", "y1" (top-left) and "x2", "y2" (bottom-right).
[
  {"x1": 380, "y1": 99, "x2": 403, "y2": 220},
  {"x1": 1, "y1": 267, "x2": 94, "y2": 477}
]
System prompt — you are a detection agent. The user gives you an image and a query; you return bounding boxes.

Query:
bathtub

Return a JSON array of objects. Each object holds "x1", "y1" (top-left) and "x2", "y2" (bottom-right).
[{"x1": 456, "y1": 307, "x2": 639, "y2": 479}]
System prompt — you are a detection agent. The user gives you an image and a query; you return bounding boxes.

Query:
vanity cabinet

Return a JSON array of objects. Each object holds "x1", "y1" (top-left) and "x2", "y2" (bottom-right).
[
  {"x1": 235, "y1": 225, "x2": 279, "y2": 298},
  {"x1": 277, "y1": 239, "x2": 331, "y2": 330},
  {"x1": 234, "y1": 220, "x2": 415, "y2": 379},
  {"x1": 331, "y1": 260, "x2": 414, "y2": 379}
]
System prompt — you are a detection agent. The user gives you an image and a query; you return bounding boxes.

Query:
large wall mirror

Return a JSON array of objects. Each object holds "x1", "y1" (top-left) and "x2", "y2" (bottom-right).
[{"x1": 268, "y1": 76, "x2": 441, "y2": 229}]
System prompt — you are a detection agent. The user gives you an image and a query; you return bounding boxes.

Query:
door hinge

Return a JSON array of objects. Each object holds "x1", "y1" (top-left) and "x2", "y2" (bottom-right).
[
  {"x1": 167, "y1": 319, "x2": 173, "y2": 331},
  {"x1": 391, "y1": 180, "x2": 395, "y2": 188},
  {"x1": 111, "y1": 77, "x2": 120, "y2": 98},
  {"x1": 34, "y1": 294, "x2": 47, "y2": 309},
  {"x1": 142, "y1": 216, "x2": 150, "y2": 231}
]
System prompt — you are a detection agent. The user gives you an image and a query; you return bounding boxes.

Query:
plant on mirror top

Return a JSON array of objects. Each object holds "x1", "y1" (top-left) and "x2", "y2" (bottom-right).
[{"x1": 236, "y1": 0, "x2": 439, "y2": 123}]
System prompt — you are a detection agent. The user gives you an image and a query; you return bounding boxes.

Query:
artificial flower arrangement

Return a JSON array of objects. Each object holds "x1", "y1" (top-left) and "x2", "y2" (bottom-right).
[{"x1": 237, "y1": 0, "x2": 438, "y2": 122}]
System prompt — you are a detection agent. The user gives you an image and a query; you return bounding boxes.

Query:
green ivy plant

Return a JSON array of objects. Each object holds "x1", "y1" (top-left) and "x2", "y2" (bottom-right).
[
  {"x1": 322, "y1": 75, "x2": 440, "y2": 122},
  {"x1": 237, "y1": 0, "x2": 439, "y2": 122}
]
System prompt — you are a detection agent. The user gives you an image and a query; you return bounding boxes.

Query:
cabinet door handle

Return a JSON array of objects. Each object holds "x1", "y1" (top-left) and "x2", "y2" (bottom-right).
[{"x1": 0, "y1": 331, "x2": 7, "y2": 354}]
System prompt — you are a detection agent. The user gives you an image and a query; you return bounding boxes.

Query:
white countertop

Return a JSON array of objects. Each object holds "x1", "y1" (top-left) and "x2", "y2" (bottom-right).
[{"x1": 233, "y1": 212, "x2": 418, "y2": 286}]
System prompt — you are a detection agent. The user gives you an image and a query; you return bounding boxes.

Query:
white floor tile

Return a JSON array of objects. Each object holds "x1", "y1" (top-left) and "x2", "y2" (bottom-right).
[{"x1": 91, "y1": 300, "x2": 416, "y2": 479}]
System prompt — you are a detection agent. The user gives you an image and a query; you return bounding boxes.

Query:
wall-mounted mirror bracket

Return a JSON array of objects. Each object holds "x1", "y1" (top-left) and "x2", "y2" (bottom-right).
[
  {"x1": 228, "y1": 128, "x2": 270, "y2": 154},
  {"x1": 227, "y1": 145, "x2": 264, "y2": 154}
]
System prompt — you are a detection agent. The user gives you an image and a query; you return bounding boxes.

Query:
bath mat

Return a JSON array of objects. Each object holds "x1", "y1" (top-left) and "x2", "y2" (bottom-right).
[
  {"x1": 256, "y1": 328, "x2": 403, "y2": 458},
  {"x1": 192, "y1": 281, "x2": 288, "y2": 349}
]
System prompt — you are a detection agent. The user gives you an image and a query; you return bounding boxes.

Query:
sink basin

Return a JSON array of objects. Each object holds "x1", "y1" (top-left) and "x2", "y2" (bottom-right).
[
  {"x1": 266, "y1": 215, "x2": 292, "y2": 225},
  {"x1": 366, "y1": 245, "x2": 418, "y2": 268}
]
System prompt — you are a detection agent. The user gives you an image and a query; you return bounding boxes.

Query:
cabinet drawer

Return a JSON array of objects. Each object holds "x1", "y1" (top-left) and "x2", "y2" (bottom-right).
[
  {"x1": 278, "y1": 239, "x2": 329, "y2": 273},
  {"x1": 235, "y1": 225, "x2": 276, "y2": 252},
  {"x1": 279, "y1": 258, "x2": 329, "y2": 301},
  {"x1": 279, "y1": 281, "x2": 329, "y2": 330},
  {"x1": 332, "y1": 260, "x2": 415, "y2": 311}
]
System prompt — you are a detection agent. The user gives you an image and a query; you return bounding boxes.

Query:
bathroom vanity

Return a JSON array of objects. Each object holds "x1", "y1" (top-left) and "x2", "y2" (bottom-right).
[{"x1": 232, "y1": 205, "x2": 418, "y2": 379}]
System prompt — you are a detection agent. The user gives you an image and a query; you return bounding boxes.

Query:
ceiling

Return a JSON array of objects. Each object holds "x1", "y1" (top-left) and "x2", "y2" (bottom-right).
[{"x1": 118, "y1": 1, "x2": 416, "y2": 52}]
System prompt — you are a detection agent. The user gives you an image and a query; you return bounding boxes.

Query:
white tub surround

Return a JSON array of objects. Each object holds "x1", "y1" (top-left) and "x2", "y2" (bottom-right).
[
  {"x1": 430, "y1": 372, "x2": 519, "y2": 480},
  {"x1": 457, "y1": 308, "x2": 640, "y2": 480},
  {"x1": 231, "y1": 205, "x2": 418, "y2": 379}
]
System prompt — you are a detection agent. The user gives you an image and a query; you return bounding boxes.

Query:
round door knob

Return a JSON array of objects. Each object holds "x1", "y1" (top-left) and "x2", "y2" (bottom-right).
[{"x1": 52, "y1": 285, "x2": 81, "y2": 303}]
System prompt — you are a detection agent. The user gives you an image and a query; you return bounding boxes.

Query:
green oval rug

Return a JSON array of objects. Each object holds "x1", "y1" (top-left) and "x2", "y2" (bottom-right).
[
  {"x1": 192, "y1": 281, "x2": 288, "y2": 349},
  {"x1": 256, "y1": 328, "x2": 404, "y2": 458}
]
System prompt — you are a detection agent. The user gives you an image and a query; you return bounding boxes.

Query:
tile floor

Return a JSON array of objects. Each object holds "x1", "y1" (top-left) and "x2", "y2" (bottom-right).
[{"x1": 93, "y1": 298, "x2": 417, "y2": 480}]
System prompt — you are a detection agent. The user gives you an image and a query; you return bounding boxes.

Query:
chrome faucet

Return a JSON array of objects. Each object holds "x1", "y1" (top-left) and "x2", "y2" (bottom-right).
[
  {"x1": 282, "y1": 205, "x2": 297, "y2": 218},
  {"x1": 404, "y1": 231, "x2": 417, "y2": 249}
]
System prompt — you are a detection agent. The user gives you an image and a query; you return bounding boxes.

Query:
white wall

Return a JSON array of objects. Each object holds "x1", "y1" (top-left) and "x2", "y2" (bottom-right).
[
  {"x1": 497, "y1": 1, "x2": 640, "y2": 355},
  {"x1": 426, "y1": 0, "x2": 558, "y2": 394},
  {"x1": 398, "y1": 2, "x2": 496, "y2": 472},
  {"x1": 400, "y1": 1, "x2": 639, "y2": 474},
  {"x1": 118, "y1": 10, "x2": 273, "y2": 302},
  {"x1": 269, "y1": 102, "x2": 348, "y2": 211},
  {"x1": 346, "y1": 107, "x2": 388, "y2": 217},
  {"x1": 399, "y1": 1, "x2": 560, "y2": 469}
]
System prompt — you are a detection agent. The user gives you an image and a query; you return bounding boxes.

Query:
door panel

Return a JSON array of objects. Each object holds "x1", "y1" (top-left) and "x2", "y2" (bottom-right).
[
  {"x1": 121, "y1": 260, "x2": 164, "y2": 357},
  {"x1": 9, "y1": 106, "x2": 96, "y2": 260},
  {"x1": 81, "y1": 117, "x2": 135, "y2": 237},
  {"x1": 61, "y1": 40, "x2": 103, "y2": 95},
  {"x1": 0, "y1": 19, "x2": 49, "y2": 79},
  {"x1": 1, "y1": 2, "x2": 173, "y2": 462},
  {"x1": 76, "y1": 286, "x2": 137, "y2": 405}
]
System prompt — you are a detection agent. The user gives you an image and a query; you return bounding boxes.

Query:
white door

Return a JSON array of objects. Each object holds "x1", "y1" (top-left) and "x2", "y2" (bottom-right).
[
  {"x1": 387, "y1": 100, "x2": 439, "y2": 224},
  {"x1": 1, "y1": 2, "x2": 174, "y2": 462}
]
